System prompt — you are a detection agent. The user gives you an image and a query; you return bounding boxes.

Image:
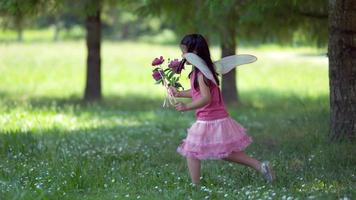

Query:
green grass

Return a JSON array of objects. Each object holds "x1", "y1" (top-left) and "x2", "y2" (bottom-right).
[{"x1": 0, "y1": 41, "x2": 355, "y2": 200}]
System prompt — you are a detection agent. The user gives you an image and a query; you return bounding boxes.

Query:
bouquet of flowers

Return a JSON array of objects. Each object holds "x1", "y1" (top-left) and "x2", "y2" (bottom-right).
[{"x1": 151, "y1": 56, "x2": 184, "y2": 107}]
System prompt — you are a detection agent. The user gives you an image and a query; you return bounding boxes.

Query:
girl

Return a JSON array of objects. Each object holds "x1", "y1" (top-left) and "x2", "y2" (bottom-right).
[{"x1": 170, "y1": 34, "x2": 274, "y2": 185}]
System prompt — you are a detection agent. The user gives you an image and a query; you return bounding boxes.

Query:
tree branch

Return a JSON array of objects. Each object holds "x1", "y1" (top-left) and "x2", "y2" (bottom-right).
[{"x1": 295, "y1": 9, "x2": 328, "y2": 19}]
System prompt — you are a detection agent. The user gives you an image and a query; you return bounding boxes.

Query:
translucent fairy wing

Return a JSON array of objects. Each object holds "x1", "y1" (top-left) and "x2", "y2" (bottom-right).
[
  {"x1": 183, "y1": 53, "x2": 218, "y2": 85},
  {"x1": 214, "y1": 54, "x2": 257, "y2": 74}
]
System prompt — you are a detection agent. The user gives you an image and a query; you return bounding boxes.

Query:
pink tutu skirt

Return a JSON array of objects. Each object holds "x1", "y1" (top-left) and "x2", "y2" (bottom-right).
[{"x1": 177, "y1": 117, "x2": 252, "y2": 160}]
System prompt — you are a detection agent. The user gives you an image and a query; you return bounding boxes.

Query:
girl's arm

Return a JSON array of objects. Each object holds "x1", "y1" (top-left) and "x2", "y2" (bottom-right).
[
  {"x1": 176, "y1": 89, "x2": 192, "y2": 98},
  {"x1": 175, "y1": 74, "x2": 211, "y2": 111},
  {"x1": 169, "y1": 87, "x2": 192, "y2": 98}
]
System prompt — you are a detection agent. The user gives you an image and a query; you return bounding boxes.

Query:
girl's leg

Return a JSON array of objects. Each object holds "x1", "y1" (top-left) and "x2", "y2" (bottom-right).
[
  {"x1": 187, "y1": 157, "x2": 201, "y2": 184},
  {"x1": 223, "y1": 151, "x2": 261, "y2": 172}
]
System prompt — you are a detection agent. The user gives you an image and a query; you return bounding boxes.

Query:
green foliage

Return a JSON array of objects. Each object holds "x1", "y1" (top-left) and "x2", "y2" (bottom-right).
[
  {"x1": 137, "y1": 0, "x2": 201, "y2": 36},
  {"x1": 137, "y1": 0, "x2": 243, "y2": 43},
  {"x1": 0, "y1": 0, "x2": 51, "y2": 15},
  {"x1": 239, "y1": 0, "x2": 328, "y2": 46},
  {"x1": 30, "y1": 0, "x2": 161, "y2": 40},
  {"x1": 0, "y1": 0, "x2": 52, "y2": 31},
  {"x1": 101, "y1": 6, "x2": 165, "y2": 40},
  {"x1": 0, "y1": 0, "x2": 328, "y2": 46},
  {"x1": 139, "y1": 0, "x2": 328, "y2": 47}
]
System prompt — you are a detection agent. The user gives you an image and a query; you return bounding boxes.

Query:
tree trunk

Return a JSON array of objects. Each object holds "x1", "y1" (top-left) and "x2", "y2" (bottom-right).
[
  {"x1": 16, "y1": 26, "x2": 23, "y2": 42},
  {"x1": 328, "y1": 0, "x2": 356, "y2": 141},
  {"x1": 53, "y1": 18, "x2": 61, "y2": 42},
  {"x1": 121, "y1": 24, "x2": 130, "y2": 40},
  {"x1": 15, "y1": 15, "x2": 23, "y2": 42},
  {"x1": 221, "y1": 26, "x2": 238, "y2": 105},
  {"x1": 84, "y1": 7, "x2": 102, "y2": 101}
]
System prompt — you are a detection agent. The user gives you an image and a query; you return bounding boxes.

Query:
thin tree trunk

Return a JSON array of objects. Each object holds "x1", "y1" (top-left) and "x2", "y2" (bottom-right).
[
  {"x1": 53, "y1": 25, "x2": 60, "y2": 41},
  {"x1": 53, "y1": 17, "x2": 61, "y2": 42},
  {"x1": 16, "y1": 26, "x2": 23, "y2": 42},
  {"x1": 121, "y1": 24, "x2": 130, "y2": 40},
  {"x1": 15, "y1": 15, "x2": 23, "y2": 42},
  {"x1": 84, "y1": 7, "x2": 102, "y2": 101},
  {"x1": 328, "y1": 0, "x2": 356, "y2": 141},
  {"x1": 221, "y1": 25, "x2": 238, "y2": 105}
]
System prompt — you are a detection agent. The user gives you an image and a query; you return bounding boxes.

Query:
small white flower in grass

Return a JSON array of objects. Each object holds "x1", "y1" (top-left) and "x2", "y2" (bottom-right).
[
  {"x1": 35, "y1": 183, "x2": 42, "y2": 189},
  {"x1": 125, "y1": 194, "x2": 129, "y2": 198},
  {"x1": 224, "y1": 194, "x2": 228, "y2": 197}
]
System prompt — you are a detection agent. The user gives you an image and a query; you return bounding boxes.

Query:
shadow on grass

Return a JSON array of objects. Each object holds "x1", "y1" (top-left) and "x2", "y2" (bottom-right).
[
  {"x1": 0, "y1": 88, "x2": 329, "y2": 113},
  {"x1": 0, "y1": 88, "x2": 333, "y2": 155},
  {"x1": 0, "y1": 91, "x2": 163, "y2": 112},
  {"x1": 0, "y1": 88, "x2": 330, "y2": 137}
]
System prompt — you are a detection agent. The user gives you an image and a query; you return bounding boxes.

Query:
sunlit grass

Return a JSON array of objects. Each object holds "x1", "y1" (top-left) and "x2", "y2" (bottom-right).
[{"x1": 0, "y1": 41, "x2": 354, "y2": 200}]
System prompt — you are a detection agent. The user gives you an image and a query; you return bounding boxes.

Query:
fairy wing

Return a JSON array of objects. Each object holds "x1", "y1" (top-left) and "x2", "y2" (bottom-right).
[
  {"x1": 183, "y1": 53, "x2": 218, "y2": 85},
  {"x1": 183, "y1": 53, "x2": 258, "y2": 85},
  {"x1": 214, "y1": 54, "x2": 257, "y2": 74}
]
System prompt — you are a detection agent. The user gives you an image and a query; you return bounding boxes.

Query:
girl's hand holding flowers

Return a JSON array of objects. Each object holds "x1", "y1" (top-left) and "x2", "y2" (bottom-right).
[
  {"x1": 175, "y1": 102, "x2": 188, "y2": 111},
  {"x1": 169, "y1": 86, "x2": 180, "y2": 97}
]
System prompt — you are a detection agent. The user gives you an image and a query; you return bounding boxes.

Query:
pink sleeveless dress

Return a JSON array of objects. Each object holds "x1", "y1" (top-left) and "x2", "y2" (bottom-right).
[{"x1": 177, "y1": 71, "x2": 252, "y2": 160}]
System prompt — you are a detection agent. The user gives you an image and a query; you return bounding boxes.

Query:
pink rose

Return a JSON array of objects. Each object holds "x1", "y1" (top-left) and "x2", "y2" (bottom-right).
[
  {"x1": 152, "y1": 56, "x2": 165, "y2": 66},
  {"x1": 168, "y1": 59, "x2": 184, "y2": 74},
  {"x1": 152, "y1": 70, "x2": 163, "y2": 81}
]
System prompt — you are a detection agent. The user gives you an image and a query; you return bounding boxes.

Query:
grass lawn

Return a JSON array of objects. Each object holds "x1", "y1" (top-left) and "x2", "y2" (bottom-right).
[{"x1": 0, "y1": 41, "x2": 354, "y2": 200}]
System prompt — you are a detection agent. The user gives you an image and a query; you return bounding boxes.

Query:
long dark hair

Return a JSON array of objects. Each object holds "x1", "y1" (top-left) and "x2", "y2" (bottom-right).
[{"x1": 180, "y1": 34, "x2": 219, "y2": 89}]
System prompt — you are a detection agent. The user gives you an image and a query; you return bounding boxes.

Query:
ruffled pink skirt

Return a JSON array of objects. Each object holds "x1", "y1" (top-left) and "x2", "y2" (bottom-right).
[{"x1": 177, "y1": 117, "x2": 252, "y2": 160}]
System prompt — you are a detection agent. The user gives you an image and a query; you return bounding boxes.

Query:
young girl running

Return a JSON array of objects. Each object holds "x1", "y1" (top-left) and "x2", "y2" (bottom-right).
[{"x1": 170, "y1": 33, "x2": 274, "y2": 185}]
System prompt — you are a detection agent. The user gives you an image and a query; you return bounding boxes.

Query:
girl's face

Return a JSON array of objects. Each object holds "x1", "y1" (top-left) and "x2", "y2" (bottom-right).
[
  {"x1": 180, "y1": 45, "x2": 188, "y2": 55},
  {"x1": 180, "y1": 45, "x2": 192, "y2": 65}
]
